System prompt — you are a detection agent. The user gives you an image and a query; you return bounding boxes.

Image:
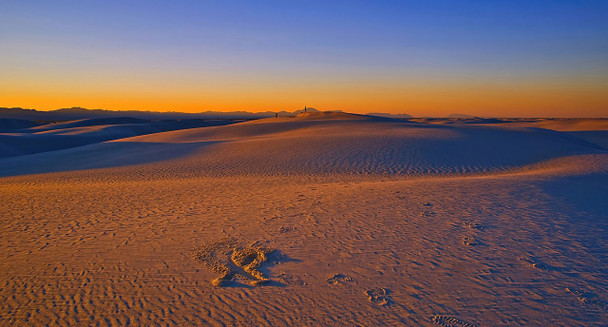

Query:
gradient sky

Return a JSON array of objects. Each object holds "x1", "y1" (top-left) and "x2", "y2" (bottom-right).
[{"x1": 1, "y1": 0, "x2": 607, "y2": 117}]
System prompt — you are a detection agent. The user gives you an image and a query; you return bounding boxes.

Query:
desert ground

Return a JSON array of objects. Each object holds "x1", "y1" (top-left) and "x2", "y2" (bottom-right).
[{"x1": 1, "y1": 112, "x2": 607, "y2": 326}]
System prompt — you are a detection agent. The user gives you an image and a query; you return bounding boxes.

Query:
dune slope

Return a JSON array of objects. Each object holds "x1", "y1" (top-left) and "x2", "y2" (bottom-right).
[
  {"x1": 0, "y1": 113, "x2": 605, "y2": 178},
  {"x1": 0, "y1": 118, "x2": 238, "y2": 159}
]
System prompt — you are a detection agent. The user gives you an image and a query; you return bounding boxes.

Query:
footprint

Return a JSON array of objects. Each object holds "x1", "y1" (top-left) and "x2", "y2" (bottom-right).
[
  {"x1": 262, "y1": 215, "x2": 280, "y2": 223},
  {"x1": 277, "y1": 273, "x2": 306, "y2": 286},
  {"x1": 431, "y1": 315, "x2": 477, "y2": 327},
  {"x1": 519, "y1": 256, "x2": 551, "y2": 271},
  {"x1": 326, "y1": 273, "x2": 353, "y2": 285},
  {"x1": 365, "y1": 287, "x2": 389, "y2": 306},
  {"x1": 566, "y1": 288, "x2": 608, "y2": 311},
  {"x1": 394, "y1": 191, "x2": 407, "y2": 199},
  {"x1": 462, "y1": 236, "x2": 478, "y2": 246},
  {"x1": 463, "y1": 221, "x2": 483, "y2": 230}
]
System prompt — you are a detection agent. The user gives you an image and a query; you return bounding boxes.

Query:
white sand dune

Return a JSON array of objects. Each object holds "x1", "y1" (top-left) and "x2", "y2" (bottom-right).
[
  {"x1": 509, "y1": 118, "x2": 608, "y2": 132},
  {"x1": 1, "y1": 112, "x2": 607, "y2": 326},
  {"x1": 28, "y1": 117, "x2": 149, "y2": 131},
  {"x1": 508, "y1": 119, "x2": 608, "y2": 150},
  {"x1": 410, "y1": 118, "x2": 608, "y2": 151},
  {"x1": 0, "y1": 118, "x2": 236, "y2": 159},
  {"x1": 0, "y1": 112, "x2": 606, "y2": 177},
  {"x1": 0, "y1": 118, "x2": 43, "y2": 130}
]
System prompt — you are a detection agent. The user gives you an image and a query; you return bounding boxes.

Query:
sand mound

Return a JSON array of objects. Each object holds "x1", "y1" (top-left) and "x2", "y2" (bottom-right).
[
  {"x1": 511, "y1": 118, "x2": 608, "y2": 132},
  {"x1": 0, "y1": 119, "x2": 237, "y2": 159},
  {"x1": 30, "y1": 117, "x2": 148, "y2": 132},
  {"x1": 504, "y1": 119, "x2": 608, "y2": 150},
  {"x1": 0, "y1": 117, "x2": 605, "y2": 178},
  {"x1": 295, "y1": 111, "x2": 372, "y2": 120},
  {"x1": 0, "y1": 118, "x2": 42, "y2": 130}
]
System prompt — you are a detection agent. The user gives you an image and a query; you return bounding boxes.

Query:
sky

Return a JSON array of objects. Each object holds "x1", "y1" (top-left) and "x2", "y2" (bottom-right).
[{"x1": 1, "y1": 0, "x2": 607, "y2": 117}]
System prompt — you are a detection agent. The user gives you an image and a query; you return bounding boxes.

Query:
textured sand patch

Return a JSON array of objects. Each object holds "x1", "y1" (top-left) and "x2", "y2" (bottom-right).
[{"x1": 191, "y1": 238, "x2": 274, "y2": 286}]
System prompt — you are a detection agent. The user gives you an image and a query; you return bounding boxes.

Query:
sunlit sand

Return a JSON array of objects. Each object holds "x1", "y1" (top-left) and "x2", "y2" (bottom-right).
[{"x1": 1, "y1": 112, "x2": 607, "y2": 325}]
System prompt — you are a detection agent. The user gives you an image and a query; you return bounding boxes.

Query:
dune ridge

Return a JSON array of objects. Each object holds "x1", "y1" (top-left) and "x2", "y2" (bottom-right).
[
  {"x1": 0, "y1": 117, "x2": 241, "y2": 159},
  {"x1": 0, "y1": 114, "x2": 605, "y2": 178}
]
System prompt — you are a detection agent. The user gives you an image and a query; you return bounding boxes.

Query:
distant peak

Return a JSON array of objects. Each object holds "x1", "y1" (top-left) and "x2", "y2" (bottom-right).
[
  {"x1": 447, "y1": 113, "x2": 477, "y2": 119},
  {"x1": 295, "y1": 111, "x2": 369, "y2": 120}
]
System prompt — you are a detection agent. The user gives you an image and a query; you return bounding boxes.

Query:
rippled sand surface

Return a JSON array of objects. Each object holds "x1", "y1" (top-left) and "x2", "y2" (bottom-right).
[{"x1": 2, "y1": 113, "x2": 607, "y2": 326}]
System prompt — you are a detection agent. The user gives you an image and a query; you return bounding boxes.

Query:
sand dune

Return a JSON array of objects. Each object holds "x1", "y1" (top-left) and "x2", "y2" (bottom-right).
[
  {"x1": 0, "y1": 118, "x2": 239, "y2": 159},
  {"x1": 0, "y1": 113, "x2": 605, "y2": 177},
  {"x1": 510, "y1": 119, "x2": 608, "y2": 150},
  {"x1": 0, "y1": 118, "x2": 43, "y2": 130},
  {"x1": 410, "y1": 117, "x2": 608, "y2": 131},
  {"x1": 509, "y1": 118, "x2": 608, "y2": 132},
  {"x1": 1, "y1": 112, "x2": 607, "y2": 326},
  {"x1": 29, "y1": 117, "x2": 149, "y2": 131}
]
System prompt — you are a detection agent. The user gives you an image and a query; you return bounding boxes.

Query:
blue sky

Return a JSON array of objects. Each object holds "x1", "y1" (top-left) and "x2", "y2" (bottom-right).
[{"x1": 1, "y1": 0, "x2": 607, "y2": 116}]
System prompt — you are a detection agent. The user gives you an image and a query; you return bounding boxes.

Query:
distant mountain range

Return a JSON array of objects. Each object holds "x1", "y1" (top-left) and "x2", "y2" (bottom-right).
[
  {"x1": 366, "y1": 112, "x2": 412, "y2": 119},
  {"x1": 0, "y1": 107, "x2": 295, "y2": 121},
  {"x1": 447, "y1": 113, "x2": 477, "y2": 119},
  {"x1": 0, "y1": 107, "x2": 419, "y2": 121}
]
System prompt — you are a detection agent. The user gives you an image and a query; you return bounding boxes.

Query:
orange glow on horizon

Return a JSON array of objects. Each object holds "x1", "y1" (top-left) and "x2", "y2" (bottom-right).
[{"x1": 2, "y1": 76, "x2": 607, "y2": 117}]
